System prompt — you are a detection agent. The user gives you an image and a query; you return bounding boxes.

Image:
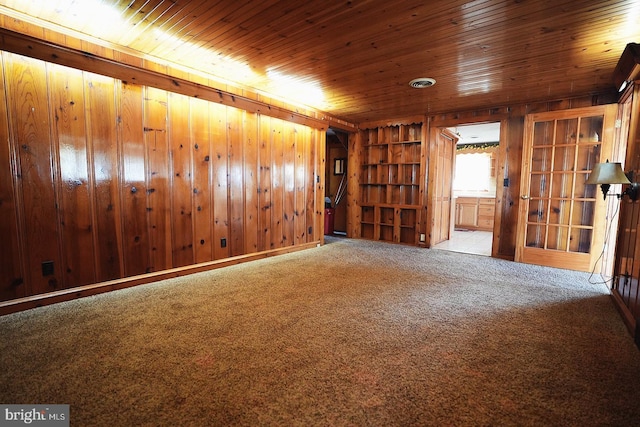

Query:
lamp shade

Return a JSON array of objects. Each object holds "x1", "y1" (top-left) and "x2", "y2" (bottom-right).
[{"x1": 585, "y1": 162, "x2": 630, "y2": 185}]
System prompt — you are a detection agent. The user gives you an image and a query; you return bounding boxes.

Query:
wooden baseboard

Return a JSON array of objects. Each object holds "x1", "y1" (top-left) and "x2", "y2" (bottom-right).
[{"x1": 0, "y1": 242, "x2": 320, "y2": 316}]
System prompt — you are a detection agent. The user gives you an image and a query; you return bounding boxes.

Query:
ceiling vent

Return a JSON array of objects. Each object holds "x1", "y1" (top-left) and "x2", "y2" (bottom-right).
[{"x1": 409, "y1": 77, "x2": 436, "y2": 88}]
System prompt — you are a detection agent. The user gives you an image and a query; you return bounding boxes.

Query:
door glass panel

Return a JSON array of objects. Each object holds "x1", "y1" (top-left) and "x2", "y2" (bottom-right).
[
  {"x1": 570, "y1": 228, "x2": 593, "y2": 253},
  {"x1": 530, "y1": 174, "x2": 550, "y2": 199},
  {"x1": 553, "y1": 145, "x2": 576, "y2": 171},
  {"x1": 577, "y1": 144, "x2": 601, "y2": 172},
  {"x1": 557, "y1": 118, "x2": 578, "y2": 145},
  {"x1": 527, "y1": 199, "x2": 548, "y2": 223},
  {"x1": 547, "y1": 225, "x2": 569, "y2": 251},
  {"x1": 531, "y1": 147, "x2": 553, "y2": 172},
  {"x1": 575, "y1": 173, "x2": 596, "y2": 199},
  {"x1": 571, "y1": 201, "x2": 595, "y2": 226},
  {"x1": 548, "y1": 199, "x2": 570, "y2": 226},
  {"x1": 526, "y1": 224, "x2": 546, "y2": 248},
  {"x1": 533, "y1": 121, "x2": 554, "y2": 146},
  {"x1": 576, "y1": 144, "x2": 601, "y2": 199},
  {"x1": 551, "y1": 173, "x2": 574, "y2": 199},
  {"x1": 579, "y1": 116, "x2": 604, "y2": 143}
]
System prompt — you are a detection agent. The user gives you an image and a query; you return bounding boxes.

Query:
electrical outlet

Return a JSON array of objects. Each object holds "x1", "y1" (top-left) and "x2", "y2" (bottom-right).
[
  {"x1": 41, "y1": 261, "x2": 54, "y2": 276},
  {"x1": 221, "y1": 238, "x2": 227, "y2": 248}
]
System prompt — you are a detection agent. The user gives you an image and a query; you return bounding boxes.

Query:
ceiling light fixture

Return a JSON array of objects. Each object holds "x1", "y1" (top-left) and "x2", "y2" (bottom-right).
[{"x1": 409, "y1": 77, "x2": 436, "y2": 88}]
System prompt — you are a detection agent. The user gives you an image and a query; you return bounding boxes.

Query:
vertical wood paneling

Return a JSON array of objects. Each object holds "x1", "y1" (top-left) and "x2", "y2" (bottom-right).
[
  {"x1": 4, "y1": 53, "x2": 61, "y2": 295},
  {"x1": 317, "y1": 128, "x2": 326, "y2": 244},
  {"x1": 49, "y1": 64, "x2": 95, "y2": 288},
  {"x1": 244, "y1": 111, "x2": 259, "y2": 254},
  {"x1": 626, "y1": 208, "x2": 640, "y2": 318},
  {"x1": 144, "y1": 87, "x2": 170, "y2": 272},
  {"x1": 270, "y1": 119, "x2": 284, "y2": 249},
  {"x1": 294, "y1": 124, "x2": 306, "y2": 244},
  {"x1": 0, "y1": 51, "x2": 322, "y2": 306},
  {"x1": 86, "y1": 72, "x2": 122, "y2": 282},
  {"x1": 317, "y1": 129, "x2": 325, "y2": 241},
  {"x1": 169, "y1": 92, "x2": 194, "y2": 267},
  {"x1": 191, "y1": 97, "x2": 212, "y2": 264},
  {"x1": 258, "y1": 115, "x2": 272, "y2": 252},
  {"x1": 211, "y1": 102, "x2": 230, "y2": 260},
  {"x1": 283, "y1": 121, "x2": 296, "y2": 246},
  {"x1": 228, "y1": 107, "x2": 245, "y2": 256},
  {"x1": 0, "y1": 53, "x2": 24, "y2": 300},
  {"x1": 499, "y1": 115, "x2": 524, "y2": 257},
  {"x1": 347, "y1": 130, "x2": 362, "y2": 239},
  {"x1": 304, "y1": 128, "x2": 316, "y2": 242},
  {"x1": 613, "y1": 84, "x2": 640, "y2": 329},
  {"x1": 626, "y1": 86, "x2": 640, "y2": 324},
  {"x1": 119, "y1": 82, "x2": 149, "y2": 276}
]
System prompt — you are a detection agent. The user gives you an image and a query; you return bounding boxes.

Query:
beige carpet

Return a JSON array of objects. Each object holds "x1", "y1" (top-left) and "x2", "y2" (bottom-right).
[{"x1": 1, "y1": 237, "x2": 639, "y2": 426}]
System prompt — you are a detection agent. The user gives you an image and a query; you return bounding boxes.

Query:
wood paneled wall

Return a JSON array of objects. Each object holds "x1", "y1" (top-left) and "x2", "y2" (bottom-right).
[
  {"x1": 612, "y1": 82, "x2": 640, "y2": 335},
  {"x1": 0, "y1": 52, "x2": 323, "y2": 303}
]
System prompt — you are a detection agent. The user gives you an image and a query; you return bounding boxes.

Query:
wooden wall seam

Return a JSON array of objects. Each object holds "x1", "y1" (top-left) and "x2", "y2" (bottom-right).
[
  {"x1": 0, "y1": 52, "x2": 25, "y2": 301},
  {"x1": 84, "y1": 70, "x2": 101, "y2": 285},
  {"x1": 112, "y1": 78, "x2": 126, "y2": 278}
]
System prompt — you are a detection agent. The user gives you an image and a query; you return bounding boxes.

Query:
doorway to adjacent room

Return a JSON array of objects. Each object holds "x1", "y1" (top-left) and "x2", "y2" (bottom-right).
[
  {"x1": 432, "y1": 122, "x2": 500, "y2": 257},
  {"x1": 325, "y1": 128, "x2": 348, "y2": 236}
]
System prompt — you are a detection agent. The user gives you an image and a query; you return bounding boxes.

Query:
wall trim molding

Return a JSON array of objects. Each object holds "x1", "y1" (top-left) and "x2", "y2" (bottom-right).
[
  {"x1": 0, "y1": 23, "x2": 356, "y2": 132},
  {"x1": 0, "y1": 242, "x2": 320, "y2": 316}
]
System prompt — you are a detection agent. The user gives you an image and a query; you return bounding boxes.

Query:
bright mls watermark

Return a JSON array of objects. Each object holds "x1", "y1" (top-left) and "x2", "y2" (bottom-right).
[{"x1": 0, "y1": 405, "x2": 69, "y2": 426}]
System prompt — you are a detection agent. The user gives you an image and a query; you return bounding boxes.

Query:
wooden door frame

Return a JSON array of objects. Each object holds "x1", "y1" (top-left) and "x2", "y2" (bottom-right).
[
  {"x1": 424, "y1": 125, "x2": 447, "y2": 247},
  {"x1": 430, "y1": 128, "x2": 457, "y2": 245},
  {"x1": 325, "y1": 128, "x2": 349, "y2": 234},
  {"x1": 425, "y1": 119, "x2": 505, "y2": 255}
]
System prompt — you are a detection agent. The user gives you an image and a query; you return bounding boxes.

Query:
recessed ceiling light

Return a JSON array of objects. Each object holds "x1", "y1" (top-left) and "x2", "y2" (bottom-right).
[{"x1": 409, "y1": 77, "x2": 436, "y2": 88}]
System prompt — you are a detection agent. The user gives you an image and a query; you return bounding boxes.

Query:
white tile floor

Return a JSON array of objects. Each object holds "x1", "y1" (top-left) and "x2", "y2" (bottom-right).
[{"x1": 433, "y1": 229, "x2": 493, "y2": 256}]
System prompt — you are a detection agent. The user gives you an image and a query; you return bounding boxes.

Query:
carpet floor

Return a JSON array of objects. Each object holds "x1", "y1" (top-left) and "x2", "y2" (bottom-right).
[{"x1": 1, "y1": 237, "x2": 639, "y2": 426}]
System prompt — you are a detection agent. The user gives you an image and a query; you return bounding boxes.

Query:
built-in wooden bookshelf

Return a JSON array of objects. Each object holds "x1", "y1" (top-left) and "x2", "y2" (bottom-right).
[{"x1": 359, "y1": 123, "x2": 423, "y2": 245}]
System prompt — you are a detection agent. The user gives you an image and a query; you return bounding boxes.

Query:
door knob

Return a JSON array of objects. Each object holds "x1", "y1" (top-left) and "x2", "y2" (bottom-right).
[{"x1": 521, "y1": 195, "x2": 530, "y2": 200}]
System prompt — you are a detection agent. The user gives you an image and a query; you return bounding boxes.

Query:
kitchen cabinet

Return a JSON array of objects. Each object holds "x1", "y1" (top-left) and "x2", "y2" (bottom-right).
[{"x1": 455, "y1": 197, "x2": 494, "y2": 231}]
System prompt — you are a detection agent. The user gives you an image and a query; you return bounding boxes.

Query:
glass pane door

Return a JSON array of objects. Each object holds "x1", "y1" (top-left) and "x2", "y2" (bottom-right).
[
  {"x1": 525, "y1": 116, "x2": 601, "y2": 253},
  {"x1": 516, "y1": 105, "x2": 617, "y2": 273}
]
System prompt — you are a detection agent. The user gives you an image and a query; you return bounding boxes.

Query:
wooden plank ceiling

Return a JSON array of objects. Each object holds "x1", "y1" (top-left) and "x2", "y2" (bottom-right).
[{"x1": 1, "y1": 0, "x2": 639, "y2": 124}]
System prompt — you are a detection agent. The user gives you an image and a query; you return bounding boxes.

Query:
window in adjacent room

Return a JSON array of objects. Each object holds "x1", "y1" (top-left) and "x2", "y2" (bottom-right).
[{"x1": 453, "y1": 146, "x2": 497, "y2": 196}]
